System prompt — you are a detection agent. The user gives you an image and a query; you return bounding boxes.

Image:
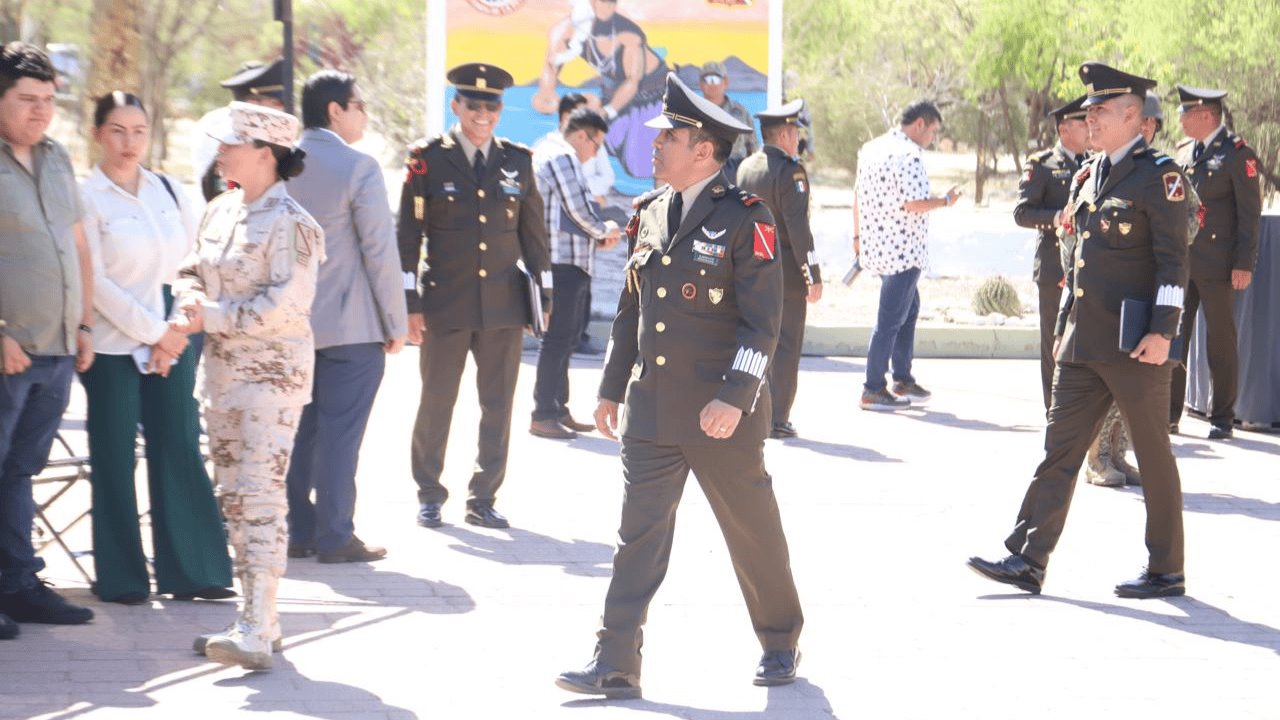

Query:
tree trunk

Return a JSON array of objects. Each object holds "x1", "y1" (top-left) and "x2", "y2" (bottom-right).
[
  {"x1": 974, "y1": 103, "x2": 988, "y2": 205},
  {"x1": 998, "y1": 80, "x2": 1021, "y2": 175},
  {"x1": 87, "y1": 0, "x2": 142, "y2": 163}
]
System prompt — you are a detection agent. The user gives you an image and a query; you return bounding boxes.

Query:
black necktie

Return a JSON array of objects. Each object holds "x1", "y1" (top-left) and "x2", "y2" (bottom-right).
[
  {"x1": 1192, "y1": 141, "x2": 1204, "y2": 163},
  {"x1": 473, "y1": 149, "x2": 485, "y2": 180},
  {"x1": 1075, "y1": 153, "x2": 1085, "y2": 167},
  {"x1": 1096, "y1": 156, "x2": 1111, "y2": 193},
  {"x1": 667, "y1": 191, "x2": 683, "y2": 245}
]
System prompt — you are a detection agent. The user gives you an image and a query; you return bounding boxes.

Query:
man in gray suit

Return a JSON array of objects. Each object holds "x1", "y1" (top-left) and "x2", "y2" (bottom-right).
[{"x1": 285, "y1": 70, "x2": 408, "y2": 563}]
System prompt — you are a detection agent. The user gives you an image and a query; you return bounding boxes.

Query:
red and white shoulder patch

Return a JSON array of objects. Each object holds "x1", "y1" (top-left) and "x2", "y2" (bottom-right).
[
  {"x1": 753, "y1": 222, "x2": 776, "y2": 260},
  {"x1": 1162, "y1": 172, "x2": 1185, "y2": 202},
  {"x1": 1245, "y1": 158, "x2": 1258, "y2": 178}
]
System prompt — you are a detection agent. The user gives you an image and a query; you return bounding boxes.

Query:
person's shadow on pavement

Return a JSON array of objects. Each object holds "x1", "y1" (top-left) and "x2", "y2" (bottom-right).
[
  {"x1": 218, "y1": 649, "x2": 416, "y2": 718},
  {"x1": 770, "y1": 436, "x2": 902, "y2": 463},
  {"x1": 283, "y1": 562, "x2": 476, "y2": 613},
  {"x1": 436, "y1": 525, "x2": 614, "y2": 577},
  {"x1": 562, "y1": 677, "x2": 841, "y2": 719},
  {"x1": 1040, "y1": 594, "x2": 1280, "y2": 655}
]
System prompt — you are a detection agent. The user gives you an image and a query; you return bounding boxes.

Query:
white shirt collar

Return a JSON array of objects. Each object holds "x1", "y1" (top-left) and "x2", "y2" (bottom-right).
[
  {"x1": 454, "y1": 125, "x2": 494, "y2": 163},
  {"x1": 677, "y1": 170, "x2": 720, "y2": 222},
  {"x1": 1107, "y1": 134, "x2": 1144, "y2": 165}
]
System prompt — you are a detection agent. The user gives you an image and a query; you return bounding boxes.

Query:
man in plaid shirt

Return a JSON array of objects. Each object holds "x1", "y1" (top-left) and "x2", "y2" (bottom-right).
[{"x1": 530, "y1": 108, "x2": 622, "y2": 439}]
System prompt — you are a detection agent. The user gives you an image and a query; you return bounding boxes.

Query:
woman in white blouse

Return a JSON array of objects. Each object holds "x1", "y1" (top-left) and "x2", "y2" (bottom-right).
[{"x1": 78, "y1": 92, "x2": 232, "y2": 605}]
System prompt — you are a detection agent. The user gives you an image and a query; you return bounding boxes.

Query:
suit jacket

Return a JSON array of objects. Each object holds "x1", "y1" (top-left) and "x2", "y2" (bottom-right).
[
  {"x1": 289, "y1": 128, "x2": 408, "y2": 349},
  {"x1": 1177, "y1": 128, "x2": 1262, "y2": 280},
  {"x1": 735, "y1": 145, "x2": 821, "y2": 295},
  {"x1": 1055, "y1": 139, "x2": 1189, "y2": 363},
  {"x1": 1014, "y1": 143, "x2": 1080, "y2": 286},
  {"x1": 599, "y1": 171, "x2": 782, "y2": 446},
  {"x1": 397, "y1": 128, "x2": 552, "y2": 330}
]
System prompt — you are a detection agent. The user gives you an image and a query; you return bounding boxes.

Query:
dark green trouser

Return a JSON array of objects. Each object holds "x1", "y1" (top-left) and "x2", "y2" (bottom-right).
[{"x1": 79, "y1": 347, "x2": 231, "y2": 599}]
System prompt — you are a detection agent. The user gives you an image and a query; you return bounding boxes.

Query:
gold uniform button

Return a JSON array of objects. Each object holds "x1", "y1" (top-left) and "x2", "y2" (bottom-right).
[
  {"x1": 1088, "y1": 203, "x2": 1097, "y2": 212},
  {"x1": 1082, "y1": 230, "x2": 1091, "y2": 239},
  {"x1": 477, "y1": 189, "x2": 486, "y2": 198},
  {"x1": 1075, "y1": 287, "x2": 1084, "y2": 298},
  {"x1": 655, "y1": 322, "x2": 666, "y2": 332},
  {"x1": 661, "y1": 256, "x2": 672, "y2": 266},
  {"x1": 699, "y1": 269, "x2": 706, "y2": 276},
  {"x1": 1076, "y1": 259, "x2": 1085, "y2": 269},
  {"x1": 478, "y1": 215, "x2": 487, "y2": 224},
  {"x1": 478, "y1": 269, "x2": 488, "y2": 278},
  {"x1": 656, "y1": 287, "x2": 668, "y2": 298},
  {"x1": 479, "y1": 242, "x2": 488, "y2": 251},
  {"x1": 655, "y1": 355, "x2": 667, "y2": 366}
]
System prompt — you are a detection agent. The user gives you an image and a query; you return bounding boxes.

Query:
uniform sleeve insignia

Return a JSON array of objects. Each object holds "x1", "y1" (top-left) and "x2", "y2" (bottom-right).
[
  {"x1": 1245, "y1": 158, "x2": 1258, "y2": 178},
  {"x1": 625, "y1": 212, "x2": 640, "y2": 240},
  {"x1": 792, "y1": 172, "x2": 807, "y2": 193},
  {"x1": 1162, "y1": 172, "x2": 1186, "y2": 202},
  {"x1": 414, "y1": 196, "x2": 425, "y2": 220},
  {"x1": 753, "y1": 222, "x2": 776, "y2": 260}
]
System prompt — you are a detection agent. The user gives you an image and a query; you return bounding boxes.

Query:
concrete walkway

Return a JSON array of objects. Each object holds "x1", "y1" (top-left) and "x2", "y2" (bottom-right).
[{"x1": 6, "y1": 351, "x2": 1280, "y2": 719}]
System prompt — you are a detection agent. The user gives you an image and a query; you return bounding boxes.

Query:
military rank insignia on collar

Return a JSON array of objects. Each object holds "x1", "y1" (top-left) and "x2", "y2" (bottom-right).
[{"x1": 1163, "y1": 172, "x2": 1186, "y2": 202}]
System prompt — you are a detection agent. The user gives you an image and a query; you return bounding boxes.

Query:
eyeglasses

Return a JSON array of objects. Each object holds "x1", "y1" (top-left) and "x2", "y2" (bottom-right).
[
  {"x1": 463, "y1": 98, "x2": 502, "y2": 113},
  {"x1": 347, "y1": 99, "x2": 368, "y2": 113},
  {"x1": 701, "y1": 75, "x2": 724, "y2": 86}
]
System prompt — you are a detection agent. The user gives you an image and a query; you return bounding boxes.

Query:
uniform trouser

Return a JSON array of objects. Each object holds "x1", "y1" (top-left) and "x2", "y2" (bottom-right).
[
  {"x1": 864, "y1": 267, "x2": 921, "y2": 392},
  {"x1": 770, "y1": 288, "x2": 808, "y2": 426},
  {"x1": 1004, "y1": 361, "x2": 1184, "y2": 575},
  {"x1": 1037, "y1": 281, "x2": 1063, "y2": 412},
  {"x1": 80, "y1": 351, "x2": 230, "y2": 600},
  {"x1": 0, "y1": 356, "x2": 73, "y2": 592},
  {"x1": 286, "y1": 343, "x2": 385, "y2": 553},
  {"x1": 411, "y1": 325, "x2": 523, "y2": 506},
  {"x1": 533, "y1": 265, "x2": 591, "y2": 421},
  {"x1": 594, "y1": 437, "x2": 804, "y2": 677},
  {"x1": 205, "y1": 407, "x2": 302, "y2": 580},
  {"x1": 1170, "y1": 277, "x2": 1237, "y2": 427}
]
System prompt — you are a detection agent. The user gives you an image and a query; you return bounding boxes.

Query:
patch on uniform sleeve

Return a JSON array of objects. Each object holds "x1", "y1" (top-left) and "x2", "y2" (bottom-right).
[
  {"x1": 1162, "y1": 172, "x2": 1185, "y2": 202},
  {"x1": 1245, "y1": 158, "x2": 1258, "y2": 178},
  {"x1": 753, "y1": 222, "x2": 776, "y2": 260},
  {"x1": 295, "y1": 223, "x2": 319, "y2": 266},
  {"x1": 414, "y1": 196, "x2": 425, "y2": 220},
  {"x1": 793, "y1": 172, "x2": 807, "y2": 194},
  {"x1": 1022, "y1": 166, "x2": 1033, "y2": 184}
]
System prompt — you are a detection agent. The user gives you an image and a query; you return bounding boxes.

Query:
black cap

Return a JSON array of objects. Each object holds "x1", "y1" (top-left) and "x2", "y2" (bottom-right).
[
  {"x1": 1176, "y1": 84, "x2": 1227, "y2": 110},
  {"x1": 1047, "y1": 95, "x2": 1087, "y2": 123},
  {"x1": 644, "y1": 73, "x2": 751, "y2": 144},
  {"x1": 220, "y1": 59, "x2": 285, "y2": 102},
  {"x1": 1078, "y1": 62, "x2": 1156, "y2": 107},
  {"x1": 447, "y1": 62, "x2": 514, "y2": 101},
  {"x1": 755, "y1": 98, "x2": 805, "y2": 129}
]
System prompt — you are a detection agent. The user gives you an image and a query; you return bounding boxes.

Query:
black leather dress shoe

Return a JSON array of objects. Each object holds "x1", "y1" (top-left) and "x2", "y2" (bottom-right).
[
  {"x1": 967, "y1": 554, "x2": 1045, "y2": 594},
  {"x1": 559, "y1": 413, "x2": 596, "y2": 433},
  {"x1": 1208, "y1": 424, "x2": 1234, "y2": 440},
  {"x1": 0, "y1": 612, "x2": 17, "y2": 639},
  {"x1": 465, "y1": 503, "x2": 510, "y2": 529},
  {"x1": 555, "y1": 660, "x2": 641, "y2": 699},
  {"x1": 417, "y1": 502, "x2": 444, "y2": 528},
  {"x1": 754, "y1": 649, "x2": 800, "y2": 686},
  {"x1": 769, "y1": 422, "x2": 798, "y2": 439},
  {"x1": 317, "y1": 537, "x2": 387, "y2": 564},
  {"x1": 287, "y1": 544, "x2": 315, "y2": 559},
  {"x1": 1115, "y1": 569, "x2": 1185, "y2": 599}
]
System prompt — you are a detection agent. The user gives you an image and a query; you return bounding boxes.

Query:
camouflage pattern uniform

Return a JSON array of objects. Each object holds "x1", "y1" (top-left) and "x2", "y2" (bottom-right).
[{"x1": 173, "y1": 181, "x2": 323, "y2": 668}]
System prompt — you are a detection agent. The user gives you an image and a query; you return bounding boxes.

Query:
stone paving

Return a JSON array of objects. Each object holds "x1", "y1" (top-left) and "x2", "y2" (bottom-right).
[{"x1": 5, "y1": 351, "x2": 1280, "y2": 719}]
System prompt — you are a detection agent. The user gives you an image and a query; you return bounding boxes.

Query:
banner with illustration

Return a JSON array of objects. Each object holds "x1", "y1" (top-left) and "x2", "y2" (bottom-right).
[{"x1": 435, "y1": 0, "x2": 777, "y2": 196}]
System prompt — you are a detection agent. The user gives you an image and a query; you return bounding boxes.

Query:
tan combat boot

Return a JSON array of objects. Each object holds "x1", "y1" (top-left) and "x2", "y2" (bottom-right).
[{"x1": 204, "y1": 572, "x2": 276, "y2": 670}]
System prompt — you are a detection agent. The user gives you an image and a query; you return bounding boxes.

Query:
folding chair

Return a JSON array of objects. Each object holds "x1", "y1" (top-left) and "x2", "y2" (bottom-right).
[{"x1": 32, "y1": 426, "x2": 95, "y2": 584}]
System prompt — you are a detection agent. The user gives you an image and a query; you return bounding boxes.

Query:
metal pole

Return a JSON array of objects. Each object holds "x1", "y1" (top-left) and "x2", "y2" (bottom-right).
[{"x1": 274, "y1": 0, "x2": 295, "y2": 115}]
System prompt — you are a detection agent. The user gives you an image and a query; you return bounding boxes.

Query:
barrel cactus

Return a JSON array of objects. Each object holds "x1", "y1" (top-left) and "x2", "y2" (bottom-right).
[{"x1": 971, "y1": 276, "x2": 1023, "y2": 317}]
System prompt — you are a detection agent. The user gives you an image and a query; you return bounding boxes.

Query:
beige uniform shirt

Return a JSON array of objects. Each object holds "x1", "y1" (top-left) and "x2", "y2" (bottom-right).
[{"x1": 174, "y1": 182, "x2": 325, "y2": 410}]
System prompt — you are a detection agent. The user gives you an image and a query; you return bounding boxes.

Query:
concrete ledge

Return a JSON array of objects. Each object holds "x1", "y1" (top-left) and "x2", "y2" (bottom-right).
[{"x1": 584, "y1": 321, "x2": 1040, "y2": 359}]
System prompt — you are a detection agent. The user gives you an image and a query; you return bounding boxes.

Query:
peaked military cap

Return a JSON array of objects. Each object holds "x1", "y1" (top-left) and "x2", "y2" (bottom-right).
[
  {"x1": 220, "y1": 58, "x2": 285, "y2": 102},
  {"x1": 448, "y1": 62, "x2": 514, "y2": 101},
  {"x1": 1047, "y1": 95, "x2": 1087, "y2": 122},
  {"x1": 1142, "y1": 90, "x2": 1163, "y2": 120},
  {"x1": 1176, "y1": 84, "x2": 1227, "y2": 110},
  {"x1": 755, "y1": 98, "x2": 805, "y2": 129},
  {"x1": 1078, "y1": 62, "x2": 1156, "y2": 107},
  {"x1": 645, "y1": 73, "x2": 751, "y2": 144}
]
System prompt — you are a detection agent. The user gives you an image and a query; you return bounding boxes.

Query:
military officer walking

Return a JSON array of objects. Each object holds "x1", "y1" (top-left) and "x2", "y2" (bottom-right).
[
  {"x1": 397, "y1": 63, "x2": 553, "y2": 530},
  {"x1": 968, "y1": 63, "x2": 1190, "y2": 599},
  {"x1": 1168, "y1": 85, "x2": 1262, "y2": 439},
  {"x1": 1014, "y1": 95, "x2": 1089, "y2": 411},
  {"x1": 556, "y1": 74, "x2": 804, "y2": 700},
  {"x1": 736, "y1": 99, "x2": 822, "y2": 439}
]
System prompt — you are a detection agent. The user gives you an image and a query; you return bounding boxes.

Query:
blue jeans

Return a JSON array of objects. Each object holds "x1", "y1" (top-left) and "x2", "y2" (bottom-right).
[
  {"x1": 864, "y1": 268, "x2": 921, "y2": 392},
  {"x1": 0, "y1": 355, "x2": 74, "y2": 592},
  {"x1": 533, "y1": 265, "x2": 591, "y2": 421}
]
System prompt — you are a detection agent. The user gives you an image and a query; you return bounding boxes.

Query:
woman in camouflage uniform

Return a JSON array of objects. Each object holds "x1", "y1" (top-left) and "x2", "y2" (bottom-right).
[{"x1": 173, "y1": 102, "x2": 324, "y2": 671}]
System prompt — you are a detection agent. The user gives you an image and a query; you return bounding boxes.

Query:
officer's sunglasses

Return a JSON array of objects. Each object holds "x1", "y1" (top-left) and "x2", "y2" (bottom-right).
[{"x1": 463, "y1": 98, "x2": 502, "y2": 113}]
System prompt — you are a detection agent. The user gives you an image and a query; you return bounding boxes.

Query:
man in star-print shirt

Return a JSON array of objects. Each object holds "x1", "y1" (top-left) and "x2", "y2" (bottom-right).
[{"x1": 853, "y1": 100, "x2": 960, "y2": 411}]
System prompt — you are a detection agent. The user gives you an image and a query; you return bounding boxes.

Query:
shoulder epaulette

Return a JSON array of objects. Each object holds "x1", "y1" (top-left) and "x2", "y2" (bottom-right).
[
  {"x1": 1152, "y1": 153, "x2": 1173, "y2": 166},
  {"x1": 631, "y1": 185, "x2": 667, "y2": 210},
  {"x1": 500, "y1": 138, "x2": 533, "y2": 155},
  {"x1": 1231, "y1": 133, "x2": 1247, "y2": 149},
  {"x1": 1027, "y1": 149, "x2": 1052, "y2": 164},
  {"x1": 736, "y1": 188, "x2": 764, "y2": 207}
]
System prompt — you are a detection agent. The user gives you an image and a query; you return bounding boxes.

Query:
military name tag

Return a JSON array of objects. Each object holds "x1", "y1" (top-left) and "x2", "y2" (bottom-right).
[
  {"x1": 692, "y1": 239, "x2": 726, "y2": 266},
  {"x1": 1052, "y1": 169, "x2": 1072, "y2": 179},
  {"x1": 501, "y1": 180, "x2": 521, "y2": 196}
]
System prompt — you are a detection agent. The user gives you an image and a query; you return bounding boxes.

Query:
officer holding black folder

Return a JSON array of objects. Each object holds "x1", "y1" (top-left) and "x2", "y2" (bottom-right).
[{"x1": 968, "y1": 62, "x2": 1191, "y2": 600}]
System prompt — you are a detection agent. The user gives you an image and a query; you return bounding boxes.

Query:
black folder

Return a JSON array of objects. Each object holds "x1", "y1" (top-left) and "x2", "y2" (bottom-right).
[
  {"x1": 516, "y1": 259, "x2": 546, "y2": 339},
  {"x1": 1119, "y1": 297, "x2": 1183, "y2": 358}
]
